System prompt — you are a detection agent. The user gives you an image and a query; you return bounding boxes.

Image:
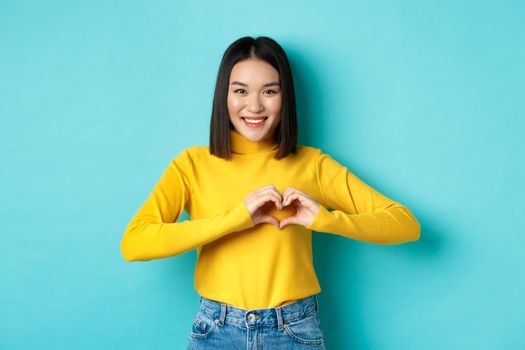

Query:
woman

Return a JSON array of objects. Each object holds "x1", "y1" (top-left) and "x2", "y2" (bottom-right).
[{"x1": 121, "y1": 36, "x2": 420, "y2": 349}]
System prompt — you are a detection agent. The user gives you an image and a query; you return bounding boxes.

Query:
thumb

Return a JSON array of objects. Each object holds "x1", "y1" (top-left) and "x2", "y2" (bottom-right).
[{"x1": 279, "y1": 215, "x2": 298, "y2": 230}]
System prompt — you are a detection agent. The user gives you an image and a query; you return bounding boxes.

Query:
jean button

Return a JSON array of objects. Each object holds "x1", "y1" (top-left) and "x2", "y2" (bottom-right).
[{"x1": 247, "y1": 314, "x2": 256, "y2": 322}]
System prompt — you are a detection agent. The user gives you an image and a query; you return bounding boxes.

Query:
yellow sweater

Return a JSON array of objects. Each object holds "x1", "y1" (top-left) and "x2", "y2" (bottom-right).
[{"x1": 121, "y1": 129, "x2": 420, "y2": 309}]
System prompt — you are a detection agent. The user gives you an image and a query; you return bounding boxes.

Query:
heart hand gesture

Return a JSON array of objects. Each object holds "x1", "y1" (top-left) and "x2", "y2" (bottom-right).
[
  {"x1": 242, "y1": 185, "x2": 320, "y2": 230},
  {"x1": 278, "y1": 186, "x2": 320, "y2": 229}
]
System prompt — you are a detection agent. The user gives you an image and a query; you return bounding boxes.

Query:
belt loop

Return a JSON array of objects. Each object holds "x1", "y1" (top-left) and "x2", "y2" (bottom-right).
[
  {"x1": 218, "y1": 303, "x2": 226, "y2": 326},
  {"x1": 275, "y1": 306, "x2": 284, "y2": 331},
  {"x1": 314, "y1": 294, "x2": 319, "y2": 312}
]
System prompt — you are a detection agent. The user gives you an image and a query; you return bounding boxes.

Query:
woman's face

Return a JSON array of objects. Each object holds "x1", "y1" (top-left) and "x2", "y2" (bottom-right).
[{"x1": 227, "y1": 58, "x2": 282, "y2": 142}]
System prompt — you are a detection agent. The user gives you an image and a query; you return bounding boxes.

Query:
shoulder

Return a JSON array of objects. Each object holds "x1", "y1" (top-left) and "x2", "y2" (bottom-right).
[
  {"x1": 286, "y1": 145, "x2": 326, "y2": 173},
  {"x1": 298, "y1": 144, "x2": 322, "y2": 153},
  {"x1": 295, "y1": 144, "x2": 324, "y2": 160},
  {"x1": 172, "y1": 145, "x2": 210, "y2": 164},
  {"x1": 179, "y1": 145, "x2": 208, "y2": 157},
  {"x1": 296, "y1": 145, "x2": 344, "y2": 171}
]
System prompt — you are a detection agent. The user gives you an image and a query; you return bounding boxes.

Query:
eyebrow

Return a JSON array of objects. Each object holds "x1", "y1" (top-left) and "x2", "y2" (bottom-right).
[{"x1": 230, "y1": 81, "x2": 280, "y2": 87}]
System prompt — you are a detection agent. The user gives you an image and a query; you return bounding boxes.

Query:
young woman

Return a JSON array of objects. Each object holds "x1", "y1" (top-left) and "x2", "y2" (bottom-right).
[{"x1": 121, "y1": 36, "x2": 420, "y2": 349}]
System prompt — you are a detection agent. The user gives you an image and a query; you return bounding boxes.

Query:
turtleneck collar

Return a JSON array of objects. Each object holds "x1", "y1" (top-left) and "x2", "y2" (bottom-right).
[{"x1": 230, "y1": 128, "x2": 279, "y2": 155}]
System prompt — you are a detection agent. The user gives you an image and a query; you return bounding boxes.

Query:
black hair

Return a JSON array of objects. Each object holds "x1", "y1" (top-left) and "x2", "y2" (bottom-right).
[{"x1": 209, "y1": 36, "x2": 298, "y2": 160}]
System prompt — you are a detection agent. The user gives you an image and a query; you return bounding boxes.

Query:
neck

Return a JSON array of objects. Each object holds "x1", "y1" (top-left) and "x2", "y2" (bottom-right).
[{"x1": 230, "y1": 129, "x2": 278, "y2": 155}]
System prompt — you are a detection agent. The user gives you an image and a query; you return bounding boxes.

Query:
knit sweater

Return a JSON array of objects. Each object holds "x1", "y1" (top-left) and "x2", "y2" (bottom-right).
[{"x1": 121, "y1": 128, "x2": 420, "y2": 309}]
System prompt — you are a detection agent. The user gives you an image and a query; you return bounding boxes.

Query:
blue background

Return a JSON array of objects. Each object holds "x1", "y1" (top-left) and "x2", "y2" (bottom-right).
[{"x1": 1, "y1": 1, "x2": 523, "y2": 349}]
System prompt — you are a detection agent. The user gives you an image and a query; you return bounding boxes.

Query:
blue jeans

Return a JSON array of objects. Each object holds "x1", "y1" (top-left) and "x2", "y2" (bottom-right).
[{"x1": 186, "y1": 294, "x2": 327, "y2": 349}]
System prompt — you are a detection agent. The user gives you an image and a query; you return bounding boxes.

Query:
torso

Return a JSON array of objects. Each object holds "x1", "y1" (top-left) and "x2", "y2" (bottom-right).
[{"x1": 278, "y1": 299, "x2": 298, "y2": 307}]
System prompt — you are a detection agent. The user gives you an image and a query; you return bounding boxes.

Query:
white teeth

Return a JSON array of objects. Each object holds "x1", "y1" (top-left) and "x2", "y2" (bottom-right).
[{"x1": 244, "y1": 118, "x2": 265, "y2": 124}]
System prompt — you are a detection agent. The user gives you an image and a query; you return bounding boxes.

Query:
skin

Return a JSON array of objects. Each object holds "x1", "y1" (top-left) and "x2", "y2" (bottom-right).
[
  {"x1": 229, "y1": 58, "x2": 320, "y2": 230},
  {"x1": 227, "y1": 58, "x2": 282, "y2": 142}
]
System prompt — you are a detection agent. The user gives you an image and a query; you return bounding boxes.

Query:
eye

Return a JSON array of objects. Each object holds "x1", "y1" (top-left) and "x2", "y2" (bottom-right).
[
  {"x1": 264, "y1": 89, "x2": 279, "y2": 95},
  {"x1": 233, "y1": 88, "x2": 246, "y2": 94}
]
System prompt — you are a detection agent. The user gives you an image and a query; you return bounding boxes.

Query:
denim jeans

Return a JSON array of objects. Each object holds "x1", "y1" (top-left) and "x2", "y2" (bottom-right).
[{"x1": 186, "y1": 294, "x2": 326, "y2": 349}]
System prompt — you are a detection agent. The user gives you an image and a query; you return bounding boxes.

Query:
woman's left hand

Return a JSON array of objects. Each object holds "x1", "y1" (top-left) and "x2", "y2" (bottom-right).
[{"x1": 278, "y1": 187, "x2": 320, "y2": 230}]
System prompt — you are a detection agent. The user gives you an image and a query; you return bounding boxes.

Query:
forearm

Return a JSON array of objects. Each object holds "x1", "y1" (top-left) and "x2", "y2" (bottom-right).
[
  {"x1": 121, "y1": 202, "x2": 254, "y2": 261},
  {"x1": 307, "y1": 203, "x2": 420, "y2": 244}
]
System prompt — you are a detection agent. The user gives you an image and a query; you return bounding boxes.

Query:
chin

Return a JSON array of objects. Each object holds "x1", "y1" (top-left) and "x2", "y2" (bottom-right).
[{"x1": 244, "y1": 131, "x2": 269, "y2": 142}]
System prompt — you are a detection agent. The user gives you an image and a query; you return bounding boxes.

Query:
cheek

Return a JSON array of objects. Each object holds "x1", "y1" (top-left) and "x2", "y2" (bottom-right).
[
  {"x1": 228, "y1": 98, "x2": 242, "y2": 113},
  {"x1": 268, "y1": 97, "x2": 282, "y2": 113}
]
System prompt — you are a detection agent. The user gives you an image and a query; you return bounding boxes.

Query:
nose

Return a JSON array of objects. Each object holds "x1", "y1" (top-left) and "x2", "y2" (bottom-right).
[{"x1": 247, "y1": 94, "x2": 264, "y2": 113}]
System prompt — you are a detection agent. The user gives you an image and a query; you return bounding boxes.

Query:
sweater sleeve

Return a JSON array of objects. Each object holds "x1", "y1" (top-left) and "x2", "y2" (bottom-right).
[
  {"x1": 120, "y1": 150, "x2": 254, "y2": 262},
  {"x1": 306, "y1": 150, "x2": 420, "y2": 244}
]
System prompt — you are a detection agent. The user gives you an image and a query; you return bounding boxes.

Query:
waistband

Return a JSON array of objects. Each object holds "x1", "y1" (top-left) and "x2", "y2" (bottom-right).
[{"x1": 197, "y1": 295, "x2": 319, "y2": 330}]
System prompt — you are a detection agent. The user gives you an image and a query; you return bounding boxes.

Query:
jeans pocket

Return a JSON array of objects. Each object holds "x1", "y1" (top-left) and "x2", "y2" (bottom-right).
[
  {"x1": 189, "y1": 311, "x2": 219, "y2": 339},
  {"x1": 283, "y1": 313, "x2": 325, "y2": 345}
]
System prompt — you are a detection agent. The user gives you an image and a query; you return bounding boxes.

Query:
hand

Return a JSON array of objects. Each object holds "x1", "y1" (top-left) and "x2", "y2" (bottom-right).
[
  {"x1": 243, "y1": 185, "x2": 283, "y2": 228},
  {"x1": 278, "y1": 187, "x2": 320, "y2": 230}
]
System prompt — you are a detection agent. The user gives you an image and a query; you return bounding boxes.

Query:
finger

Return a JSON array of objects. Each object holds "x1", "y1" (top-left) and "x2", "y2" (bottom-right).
[
  {"x1": 288, "y1": 192, "x2": 314, "y2": 208},
  {"x1": 257, "y1": 193, "x2": 283, "y2": 210},
  {"x1": 259, "y1": 189, "x2": 283, "y2": 208},
  {"x1": 256, "y1": 194, "x2": 279, "y2": 209},
  {"x1": 269, "y1": 188, "x2": 284, "y2": 206},
  {"x1": 282, "y1": 190, "x2": 293, "y2": 206},
  {"x1": 279, "y1": 215, "x2": 298, "y2": 229},
  {"x1": 282, "y1": 186, "x2": 299, "y2": 199},
  {"x1": 283, "y1": 192, "x2": 302, "y2": 206},
  {"x1": 283, "y1": 188, "x2": 305, "y2": 205},
  {"x1": 260, "y1": 214, "x2": 280, "y2": 228}
]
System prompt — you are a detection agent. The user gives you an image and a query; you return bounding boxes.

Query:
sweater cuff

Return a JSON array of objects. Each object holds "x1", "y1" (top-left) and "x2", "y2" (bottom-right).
[
  {"x1": 231, "y1": 201, "x2": 255, "y2": 232},
  {"x1": 306, "y1": 204, "x2": 332, "y2": 232}
]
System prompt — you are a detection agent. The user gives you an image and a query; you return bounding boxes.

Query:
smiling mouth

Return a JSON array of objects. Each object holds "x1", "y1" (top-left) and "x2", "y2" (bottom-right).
[{"x1": 241, "y1": 117, "x2": 268, "y2": 127}]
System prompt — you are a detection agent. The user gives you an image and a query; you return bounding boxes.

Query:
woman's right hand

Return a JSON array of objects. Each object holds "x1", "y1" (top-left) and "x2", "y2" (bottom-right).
[{"x1": 243, "y1": 185, "x2": 283, "y2": 228}]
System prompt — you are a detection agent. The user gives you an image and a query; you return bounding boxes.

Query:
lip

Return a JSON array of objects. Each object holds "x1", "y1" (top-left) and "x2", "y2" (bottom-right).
[
  {"x1": 241, "y1": 116, "x2": 267, "y2": 128},
  {"x1": 241, "y1": 116, "x2": 268, "y2": 119}
]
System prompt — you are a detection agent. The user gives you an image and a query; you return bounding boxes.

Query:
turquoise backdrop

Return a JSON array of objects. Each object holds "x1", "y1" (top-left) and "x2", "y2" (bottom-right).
[{"x1": 1, "y1": 1, "x2": 523, "y2": 349}]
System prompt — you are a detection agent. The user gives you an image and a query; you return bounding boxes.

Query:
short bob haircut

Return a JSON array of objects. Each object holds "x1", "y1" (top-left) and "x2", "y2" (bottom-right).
[{"x1": 209, "y1": 36, "x2": 298, "y2": 160}]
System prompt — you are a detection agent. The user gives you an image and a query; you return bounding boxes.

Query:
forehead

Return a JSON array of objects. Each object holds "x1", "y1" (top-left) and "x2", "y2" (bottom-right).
[{"x1": 229, "y1": 59, "x2": 279, "y2": 83}]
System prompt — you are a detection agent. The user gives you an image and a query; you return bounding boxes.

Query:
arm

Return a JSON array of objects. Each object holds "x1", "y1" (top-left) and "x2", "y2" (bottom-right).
[
  {"x1": 120, "y1": 150, "x2": 254, "y2": 262},
  {"x1": 306, "y1": 150, "x2": 420, "y2": 244}
]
